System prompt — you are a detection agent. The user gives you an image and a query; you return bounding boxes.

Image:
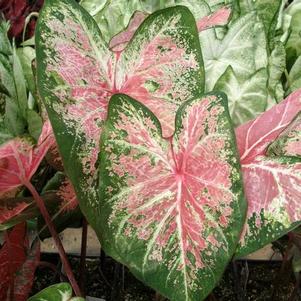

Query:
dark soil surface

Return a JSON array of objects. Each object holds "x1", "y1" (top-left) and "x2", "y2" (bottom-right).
[{"x1": 31, "y1": 253, "x2": 301, "y2": 301}]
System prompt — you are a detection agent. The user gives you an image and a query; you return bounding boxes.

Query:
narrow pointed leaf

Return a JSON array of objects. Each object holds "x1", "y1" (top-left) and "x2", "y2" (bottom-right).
[
  {"x1": 99, "y1": 93, "x2": 245, "y2": 301},
  {"x1": 12, "y1": 46, "x2": 28, "y2": 121},
  {"x1": 16, "y1": 46, "x2": 37, "y2": 97},
  {"x1": 0, "y1": 118, "x2": 13, "y2": 145},
  {"x1": 0, "y1": 21, "x2": 12, "y2": 56},
  {"x1": 36, "y1": 0, "x2": 204, "y2": 230},
  {"x1": 235, "y1": 89, "x2": 301, "y2": 257},
  {"x1": 27, "y1": 110, "x2": 43, "y2": 141}
]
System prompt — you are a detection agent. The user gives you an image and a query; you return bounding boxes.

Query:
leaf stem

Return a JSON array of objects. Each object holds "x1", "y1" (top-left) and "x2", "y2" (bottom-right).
[
  {"x1": 79, "y1": 218, "x2": 88, "y2": 296},
  {"x1": 5, "y1": 230, "x2": 15, "y2": 301},
  {"x1": 24, "y1": 180, "x2": 82, "y2": 297}
]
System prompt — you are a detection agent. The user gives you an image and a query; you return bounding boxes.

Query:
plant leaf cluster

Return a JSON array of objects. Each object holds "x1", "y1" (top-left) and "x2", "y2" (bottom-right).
[{"x1": 1, "y1": 0, "x2": 301, "y2": 300}]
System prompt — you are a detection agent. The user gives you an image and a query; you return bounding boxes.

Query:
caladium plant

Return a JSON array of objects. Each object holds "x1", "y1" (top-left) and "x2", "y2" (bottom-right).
[
  {"x1": 99, "y1": 93, "x2": 246, "y2": 300},
  {"x1": 36, "y1": 0, "x2": 205, "y2": 233},
  {"x1": 2, "y1": 0, "x2": 301, "y2": 299},
  {"x1": 0, "y1": 120, "x2": 53, "y2": 198},
  {"x1": 0, "y1": 222, "x2": 40, "y2": 301},
  {"x1": 81, "y1": 0, "x2": 281, "y2": 126},
  {"x1": 235, "y1": 89, "x2": 301, "y2": 257},
  {"x1": 33, "y1": 0, "x2": 301, "y2": 299}
]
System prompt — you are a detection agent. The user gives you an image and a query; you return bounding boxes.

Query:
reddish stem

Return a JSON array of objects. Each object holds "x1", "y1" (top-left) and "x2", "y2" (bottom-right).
[
  {"x1": 25, "y1": 180, "x2": 82, "y2": 297},
  {"x1": 79, "y1": 218, "x2": 88, "y2": 296},
  {"x1": 5, "y1": 230, "x2": 15, "y2": 301}
]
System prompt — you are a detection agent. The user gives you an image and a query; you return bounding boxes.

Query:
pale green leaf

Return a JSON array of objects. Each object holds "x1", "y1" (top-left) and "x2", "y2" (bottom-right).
[
  {"x1": 199, "y1": 12, "x2": 268, "y2": 91},
  {"x1": 0, "y1": 116, "x2": 13, "y2": 145},
  {"x1": 79, "y1": 0, "x2": 235, "y2": 44},
  {"x1": 214, "y1": 66, "x2": 268, "y2": 126},
  {"x1": 0, "y1": 20, "x2": 12, "y2": 56},
  {"x1": 285, "y1": 0, "x2": 301, "y2": 65},
  {"x1": 239, "y1": 0, "x2": 282, "y2": 49},
  {"x1": 17, "y1": 46, "x2": 36, "y2": 97},
  {"x1": 27, "y1": 109, "x2": 43, "y2": 141},
  {"x1": 4, "y1": 98, "x2": 26, "y2": 136},
  {"x1": 268, "y1": 41, "x2": 286, "y2": 102},
  {"x1": 287, "y1": 55, "x2": 301, "y2": 94},
  {"x1": 12, "y1": 46, "x2": 28, "y2": 120},
  {"x1": 0, "y1": 53, "x2": 16, "y2": 99},
  {"x1": 28, "y1": 283, "x2": 85, "y2": 301}
]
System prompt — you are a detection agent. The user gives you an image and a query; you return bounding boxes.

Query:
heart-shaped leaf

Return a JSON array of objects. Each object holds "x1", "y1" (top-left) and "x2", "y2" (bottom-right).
[
  {"x1": 79, "y1": 0, "x2": 234, "y2": 44},
  {"x1": 109, "y1": 5, "x2": 231, "y2": 53},
  {"x1": 99, "y1": 93, "x2": 246, "y2": 301},
  {"x1": 214, "y1": 66, "x2": 268, "y2": 126},
  {"x1": 235, "y1": 89, "x2": 301, "y2": 257},
  {"x1": 199, "y1": 12, "x2": 268, "y2": 91},
  {"x1": 239, "y1": 0, "x2": 283, "y2": 49},
  {"x1": 36, "y1": 0, "x2": 204, "y2": 230}
]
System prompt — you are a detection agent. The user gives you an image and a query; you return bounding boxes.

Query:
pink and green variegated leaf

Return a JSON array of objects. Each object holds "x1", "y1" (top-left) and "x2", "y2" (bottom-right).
[
  {"x1": 38, "y1": 173, "x2": 81, "y2": 239},
  {"x1": 196, "y1": 6, "x2": 231, "y2": 31},
  {"x1": 109, "y1": 11, "x2": 148, "y2": 52},
  {"x1": 0, "y1": 223, "x2": 27, "y2": 301},
  {"x1": 109, "y1": 6, "x2": 231, "y2": 52},
  {"x1": 235, "y1": 89, "x2": 301, "y2": 257},
  {"x1": 36, "y1": 0, "x2": 204, "y2": 231},
  {"x1": 0, "y1": 197, "x2": 35, "y2": 230},
  {"x1": 0, "y1": 121, "x2": 53, "y2": 199},
  {"x1": 267, "y1": 112, "x2": 301, "y2": 158},
  {"x1": 99, "y1": 93, "x2": 245, "y2": 301},
  {"x1": 14, "y1": 239, "x2": 40, "y2": 301}
]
